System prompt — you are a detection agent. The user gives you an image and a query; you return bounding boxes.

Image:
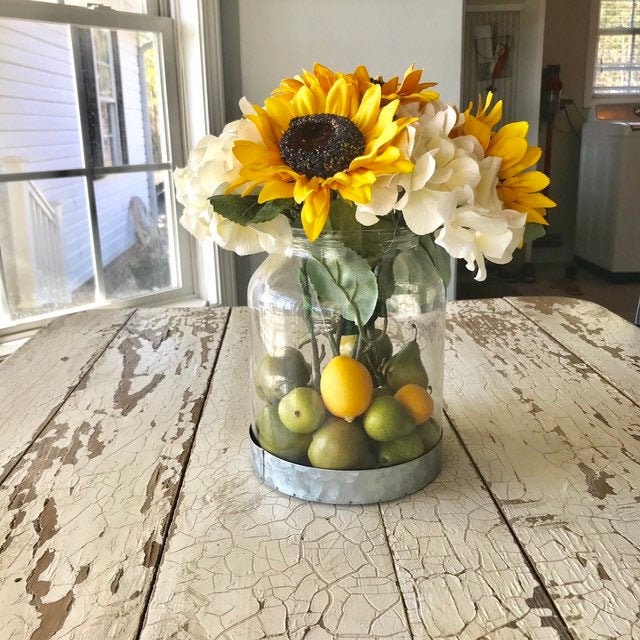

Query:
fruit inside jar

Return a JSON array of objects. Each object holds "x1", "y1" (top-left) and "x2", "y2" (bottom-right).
[{"x1": 253, "y1": 342, "x2": 442, "y2": 470}]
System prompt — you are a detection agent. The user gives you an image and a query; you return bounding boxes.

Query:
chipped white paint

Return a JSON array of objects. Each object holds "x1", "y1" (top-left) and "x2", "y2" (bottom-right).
[
  {"x1": 0, "y1": 307, "x2": 228, "y2": 640},
  {"x1": 506, "y1": 296, "x2": 640, "y2": 402},
  {"x1": 140, "y1": 309, "x2": 412, "y2": 640},
  {"x1": 141, "y1": 309, "x2": 570, "y2": 640},
  {"x1": 445, "y1": 298, "x2": 640, "y2": 639},
  {"x1": 1, "y1": 298, "x2": 638, "y2": 639},
  {"x1": 0, "y1": 309, "x2": 133, "y2": 483},
  {"x1": 381, "y1": 423, "x2": 569, "y2": 639}
]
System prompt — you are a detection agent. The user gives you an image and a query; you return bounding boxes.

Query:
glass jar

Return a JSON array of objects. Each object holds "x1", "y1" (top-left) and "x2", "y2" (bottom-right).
[{"x1": 247, "y1": 227, "x2": 445, "y2": 502}]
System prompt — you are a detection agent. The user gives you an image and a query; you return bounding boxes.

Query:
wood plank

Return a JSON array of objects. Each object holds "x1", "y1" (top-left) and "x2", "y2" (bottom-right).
[
  {"x1": 381, "y1": 423, "x2": 571, "y2": 640},
  {"x1": 139, "y1": 309, "x2": 413, "y2": 640},
  {"x1": 506, "y1": 296, "x2": 639, "y2": 403},
  {"x1": 0, "y1": 309, "x2": 133, "y2": 484},
  {"x1": 0, "y1": 307, "x2": 229, "y2": 640},
  {"x1": 444, "y1": 298, "x2": 640, "y2": 639},
  {"x1": 140, "y1": 309, "x2": 569, "y2": 640}
]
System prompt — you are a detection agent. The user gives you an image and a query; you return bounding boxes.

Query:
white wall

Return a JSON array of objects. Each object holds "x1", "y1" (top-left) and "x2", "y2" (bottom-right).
[
  {"x1": 516, "y1": 0, "x2": 546, "y2": 146},
  {"x1": 236, "y1": 0, "x2": 463, "y2": 104},
  {"x1": 223, "y1": 0, "x2": 464, "y2": 302}
]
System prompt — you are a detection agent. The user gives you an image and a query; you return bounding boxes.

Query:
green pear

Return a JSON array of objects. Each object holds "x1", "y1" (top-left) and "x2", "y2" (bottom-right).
[
  {"x1": 382, "y1": 339, "x2": 429, "y2": 392},
  {"x1": 378, "y1": 432, "x2": 425, "y2": 467},
  {"x1": 363, "y1": 396, "x2": 416, "y2": 442},
  {"x1": 254, "y1": 347, "x2": 311, "y2": 403},
  {"x1": 255, "y1": 405, "x2": 312, "y2": 464},
  {"x1": 416, "y1": 418, "x2": 441, "y2": 452},
  {"x1": 308, "y1": 418, "x2": 376, "y2": 470},
  {"x1": 365, "y1": 328, "x2": 393, "y2": 363},
  {"x1": 278, "y1": 387, "x2": 326, "y2": 434}
]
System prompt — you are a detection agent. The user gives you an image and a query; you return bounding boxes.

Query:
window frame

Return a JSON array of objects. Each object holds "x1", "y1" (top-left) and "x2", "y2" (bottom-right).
[
  {"x1": 0, "y1": 0, "x2": 201, "y2": 339},
  {"x1": 584, "y1": 0, "x2": 640, "y2": 106}
]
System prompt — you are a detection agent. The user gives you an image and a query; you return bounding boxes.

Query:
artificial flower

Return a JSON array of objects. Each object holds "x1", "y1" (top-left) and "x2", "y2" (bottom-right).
[
  {"x1": 175, "y1": 63, "x2": 555, "y2": 281},
  {"x1": 352, "y1": 63, "x2": 439, "y2": 106},
  {"x1": 456, "y1": 93, "x2": 556, "y2": 225},
  {"x1": 230, "y1": 70, "x2": 414, "y2": 241},
  {"x1": 435, "y1": 203, "x2": 526, "y2": 281},
  {"x1": 175, "y1": 115, "x2": 292, "y2": 254},
  {"x1": 357, "y1": 102, "x2": 480, "y2": 233}
]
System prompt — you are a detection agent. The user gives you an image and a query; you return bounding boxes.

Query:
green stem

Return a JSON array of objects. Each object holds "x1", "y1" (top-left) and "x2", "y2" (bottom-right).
[{"x1": 299, "y1": 260, "x2": 321, "y2": 390}]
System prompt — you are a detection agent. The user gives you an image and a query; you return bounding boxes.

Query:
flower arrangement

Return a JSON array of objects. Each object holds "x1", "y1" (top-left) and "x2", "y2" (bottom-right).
[
  {"x1": 175, "y1": 63, "x2": 555, "y2": 480},
  {"x1": 175, "y1": 62, "x2": 555, "y2": 281}
]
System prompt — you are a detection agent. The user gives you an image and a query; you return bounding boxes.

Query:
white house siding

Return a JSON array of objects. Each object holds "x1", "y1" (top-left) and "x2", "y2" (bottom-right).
[
  {"x1": 0, "y1": 19, "x2": 152, "y2": 296},
  {"x1": 0, "y1": 20, "x2": 83, "y2": 172}
]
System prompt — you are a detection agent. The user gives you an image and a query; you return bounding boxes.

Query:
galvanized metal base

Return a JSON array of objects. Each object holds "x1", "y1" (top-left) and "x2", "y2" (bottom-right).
[{"x1": 250, "y1": 428, "x2": 442, "y2": 504}]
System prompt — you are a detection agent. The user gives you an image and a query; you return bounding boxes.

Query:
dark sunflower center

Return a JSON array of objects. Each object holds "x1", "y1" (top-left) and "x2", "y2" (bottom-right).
[{"x1": 279, "y1": 114, "x2": 365, "y2": 179}]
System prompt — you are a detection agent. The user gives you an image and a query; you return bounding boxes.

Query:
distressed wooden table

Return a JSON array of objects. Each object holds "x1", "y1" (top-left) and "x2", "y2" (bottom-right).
[{"x1": 0, "y1": 297, "x2": 638, "y2": 640}]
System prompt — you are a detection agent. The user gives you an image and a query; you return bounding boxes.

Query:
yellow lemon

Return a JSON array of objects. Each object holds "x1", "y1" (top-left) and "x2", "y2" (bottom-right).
[
  {"x1": 320, "y1": 355, "x2": 373, "y2": 422},
  {"x1": 394, "y1": 383, "x2": 434, "y2": 425}
]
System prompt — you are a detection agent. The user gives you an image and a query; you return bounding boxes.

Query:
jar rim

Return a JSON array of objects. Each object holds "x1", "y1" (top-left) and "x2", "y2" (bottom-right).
[{"x1": 290, "y1": 226, "x2": 417, "y2": 245}]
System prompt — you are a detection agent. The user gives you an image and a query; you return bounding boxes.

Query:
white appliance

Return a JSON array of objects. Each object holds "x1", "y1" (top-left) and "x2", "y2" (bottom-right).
[{"x1": 576, "y1": 103, "x2": 640, "y2": 276}]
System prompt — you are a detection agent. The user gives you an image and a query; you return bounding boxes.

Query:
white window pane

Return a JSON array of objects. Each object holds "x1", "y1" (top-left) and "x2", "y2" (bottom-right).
[
  {"x1": 594, "y1": 67, "x2": 630, "y2": 89},
  {"x1": 0, "y1": 177, "x2": 96, "y2": 320},
  {"x1": 95, "y1": 170, "x2": 178, "y2": 301},
  {"x1": 139, "y1": 32, "x2": 167, "y2": 164},
  {"x1": 597, "y1": 34, "x2": 634, "y2": 64},
  {"x1": 0, "y1": 19, "x2": 84, "y2": 173},
  {"x1": 599, "y1": 0, "x2": 635, "y2": 28},
  {"x1": 118, "y1": 30, "x2": 169, "y2": 165}
]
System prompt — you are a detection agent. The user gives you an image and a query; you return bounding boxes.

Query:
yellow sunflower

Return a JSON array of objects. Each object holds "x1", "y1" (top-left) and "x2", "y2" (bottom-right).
[
  {"x1": 457, "y1": 93, "x2": 555, "y2": 225},
  {"x1": 352, "y1": 63, "x2": 439, "y2": 105},
  {"x1": 272, "y1": 63, "x2": 347, "y2": 101},
  {"x1": 230, "y1": 72, "x2": 415, "y2": 241}
]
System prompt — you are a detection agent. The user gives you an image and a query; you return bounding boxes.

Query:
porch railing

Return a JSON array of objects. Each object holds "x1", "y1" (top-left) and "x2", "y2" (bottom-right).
[{"x1": 1, "y1": 157, "x2": 69, "y2": 312}]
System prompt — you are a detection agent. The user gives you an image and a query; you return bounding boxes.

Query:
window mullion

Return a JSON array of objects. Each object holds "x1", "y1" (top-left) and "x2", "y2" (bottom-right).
[{"x1": 70, "y1": 26, "x2": 107, "y2": 303}]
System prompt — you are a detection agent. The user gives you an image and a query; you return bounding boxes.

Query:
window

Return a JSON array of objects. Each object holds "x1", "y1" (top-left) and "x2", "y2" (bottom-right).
[
  {"x1": 90, "y1": 28, "x2": 127, "y2": 166},
  {"x1": 588, "y1": 0, "x2": 640, "y2": 101},
  {"x1": 0, "y1": 1, "x2": 198, "y2": 335}
]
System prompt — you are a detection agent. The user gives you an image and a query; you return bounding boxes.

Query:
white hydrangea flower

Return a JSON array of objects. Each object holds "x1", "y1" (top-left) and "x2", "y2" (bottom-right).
[
  {"x1": 174, "y1": 102, "x2": 292, "y2": 255},
  {"x1": 356, "y1": 102, "x2": 481, "y2": 232},
  {"x1": 356, "y1": 101, "x2": 527, "y2": 280}
]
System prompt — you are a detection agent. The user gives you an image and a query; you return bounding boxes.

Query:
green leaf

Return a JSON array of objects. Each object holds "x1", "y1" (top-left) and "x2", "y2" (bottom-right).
[
  {"x1": 419, "y1": 234, "x2": 451, "y2": 287},
  {"x1": 523, "y1": 222, "x2": 546, "y2": 243},
  {"x1": 254, "y1": 198, "x2": 297, "y2": 223},
  {"x1": 209, "y1": 195, "x2": 295, "y2": 225},
  {"x1": 376, "y1": 255, "x2": 396, "y2": 301},
  {"x1": 328, "y1": 197, "x2": 359, "y2": 232},
  {"x1": 306, "y1": 246, "x2": 378, "y2": 325}
]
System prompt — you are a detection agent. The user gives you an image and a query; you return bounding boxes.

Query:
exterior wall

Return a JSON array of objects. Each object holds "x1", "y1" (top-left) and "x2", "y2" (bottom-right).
[{"x1": 0, "y1": 19, "x2": 150, "y2": 293}]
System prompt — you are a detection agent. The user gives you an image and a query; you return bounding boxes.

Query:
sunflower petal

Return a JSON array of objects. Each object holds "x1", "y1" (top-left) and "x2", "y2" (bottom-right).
[
  {"x1": 502, "y1": 170, "x2": 550, "y2": 192},
  {"x1": 352, "y1": 84, "x2": 382, "y2": 134},
  {"x1": 325, "y1": 77, "x2": 350, "y2": 116},
  {"x1": 500, "y1": 146, "x2": 542, "y2": 178},
  {"x1": 523, "y1": 208, "x2": 549, "y2": 225},
  {"x1": 264, "y1": 96, "x2": 293, "y2": 134},
  {"x1": 293, "y1": 177, "x2": 315, "y2": 203},
  {"x1": 488, "y1": 137, "x2": 528, "y2": 169},
  {"x1": 491, "y1": 121, "x2": 529, "y2": 147},
  {"x1": 291, "y1": 85, "x2": 319, "y2": 116},
  {"x1": 301, "y1": 186, "x2": 331, "y2": 241},
  {"x1": 514, "y1": 192, "x2": 557, "y2": 209},
  {"x1": 258, "y1": 180, "x2": 295, "y2": 202}
]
